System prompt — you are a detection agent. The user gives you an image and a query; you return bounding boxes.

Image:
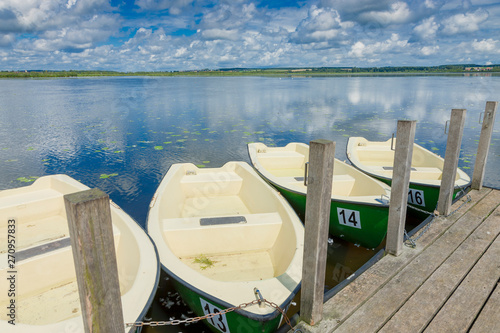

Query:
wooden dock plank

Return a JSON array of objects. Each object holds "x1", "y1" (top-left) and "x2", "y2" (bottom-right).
[
  {"x1": 293, "y1": 188, "x2": 492, "y2": 333},
  {"x1": 469, "y1": 279, "x2": 500, "y2": 333},
  {"x1": 423, "y1": 227, "x2": 500, "y2": 332},
  {"x1": 332, "y1": 190, "x2": 500, "y2": 333},
  {"x1": 379, "y1": 195, "x2": 500, "y2": 332}
]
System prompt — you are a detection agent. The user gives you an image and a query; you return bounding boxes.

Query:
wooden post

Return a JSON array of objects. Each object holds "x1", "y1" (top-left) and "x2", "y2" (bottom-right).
[
  {"x1": 437, "y1": 109, "x2": 467, "y2": 216},
  {"x1": 386, "y1": 120, "x2": 417, "y2": 256},
  {"x1": 472, "y1": 101, "x2": 498, "y2": 190},
  {"x1": 64, "y1": 188, "x2": 124, "y2": 333},
  {"x1": 300, "y1": 139, "x2": 335, "y2": 326}
]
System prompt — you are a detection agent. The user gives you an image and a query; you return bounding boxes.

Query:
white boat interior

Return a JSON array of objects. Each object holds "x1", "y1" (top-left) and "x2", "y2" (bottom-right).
[
  {"x1": 148, "y1": 162, "x2": 303, "y2": 315},
  {"x1": 0, "y1": 175, "x2": 158, "y2": 332},
  {"x1": 248, "y1": 142, "x2": 391, "y2": 203},
  {"x1": 347, "y1": 137, "x2": 471, "y2": 186}
]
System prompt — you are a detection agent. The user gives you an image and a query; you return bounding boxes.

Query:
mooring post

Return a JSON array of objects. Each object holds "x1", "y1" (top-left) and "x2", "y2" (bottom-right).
[
  {"x1": 300, "y1": 139, "x2": 335, "y2": 326},
  {"x1": 386, "y1": 120, "x2": 417, "y2": 256},
  {"x1": 472, "y1": 101, "x2": 498, "y2": 190},
  {"x1": 437, "y1": 109, "x2": 467, "y2": 216},
  {"x1": 64, "y1": 188, "x2": 124, "y2": 333}
]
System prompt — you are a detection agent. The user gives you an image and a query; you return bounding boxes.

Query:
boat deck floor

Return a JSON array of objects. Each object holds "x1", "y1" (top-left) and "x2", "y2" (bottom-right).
[
  {"x1": 181, "y1": 250, "x2": 275, "y2": 282},
  {"x1": 182, "y1": 195, "x2": 250, "y2": 217}
]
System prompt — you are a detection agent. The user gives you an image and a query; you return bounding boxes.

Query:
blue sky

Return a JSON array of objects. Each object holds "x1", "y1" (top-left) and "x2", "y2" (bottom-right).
[{"x1": 0, "y1": 0, "x2": 499, "y2": 71}]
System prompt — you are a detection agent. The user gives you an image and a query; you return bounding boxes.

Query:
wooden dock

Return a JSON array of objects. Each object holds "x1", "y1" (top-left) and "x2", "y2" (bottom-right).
[{"x1": 294, "y1": 187, "x2": 500, "y2": 333}]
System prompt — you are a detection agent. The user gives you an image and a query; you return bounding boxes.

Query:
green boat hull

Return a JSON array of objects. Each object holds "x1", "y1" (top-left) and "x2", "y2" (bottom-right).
[
  {"x1": 169, "y1": 272, "x2": 288, "y2": 333},
  {"x1": 271, "y1": 184, "x2": 389, "y2": 249},
  {"x1": 375, "y1": 177, "x2": 469, "y2": 217}
]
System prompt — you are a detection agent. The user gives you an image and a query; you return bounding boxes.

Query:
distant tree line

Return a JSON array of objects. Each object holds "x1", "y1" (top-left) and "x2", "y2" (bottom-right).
[{"x1": 1, "y1": 65, "x2": 499, "y2": 78}]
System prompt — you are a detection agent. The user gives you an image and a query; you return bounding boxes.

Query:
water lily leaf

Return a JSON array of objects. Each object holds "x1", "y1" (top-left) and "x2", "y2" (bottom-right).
[
  {"x1": 154, "y1": 146, "x2": 163, "y2": 150},
  {"x1": 100, "y1": 173, "x2": 118, "y2": 179},
  {"x1": 17, "y1": 176, "x2": 38, "y2": 182}
]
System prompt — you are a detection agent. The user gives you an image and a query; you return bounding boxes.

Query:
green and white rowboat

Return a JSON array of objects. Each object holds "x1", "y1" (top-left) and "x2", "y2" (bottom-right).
[
  {"x1": 0, "y1": 175, "x2": 160, "y2": 333},
  {"x1": 247, "y1": 142, "x2": 391, "y2": 249},
  {"x1": 147, "y1": 162, "x2": 303, "y2": 333},
  {"x1": 346, "y1": 137, "x2": 471, "y2": 215}
]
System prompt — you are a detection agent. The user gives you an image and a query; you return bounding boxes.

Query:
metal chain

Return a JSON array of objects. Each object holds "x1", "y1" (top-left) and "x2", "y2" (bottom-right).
[
  {"x1": 404, "y1": 187, "x2": 471, "y2": 248},
  {"x1": 126, "y1": 299, "x2": 294, "y2": 331},
  {"x1": 446, "y1": 192, "x2": 472, "y2": 217},
  {"x1": 406, "y1": 203, "x2": 434, "y2": 216}
]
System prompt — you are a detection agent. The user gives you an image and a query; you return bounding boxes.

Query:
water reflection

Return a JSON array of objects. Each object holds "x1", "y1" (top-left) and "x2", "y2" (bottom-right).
[
  {"x1": 1, "y1": 75, "x2": 498, "y2": 223},
  {"x1": 0, "y1": 75, "x2": 499, "y2": 331}
]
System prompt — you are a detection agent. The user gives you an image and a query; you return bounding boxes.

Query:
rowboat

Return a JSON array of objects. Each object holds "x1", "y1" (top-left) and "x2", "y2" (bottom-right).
[
  {"x1": 147, "y1": 162, "x2": 303, "y2": 333},
  {"x1": 247, "y1": 142, "x2": 391, "y2": 249},
  {"x1": 0, "y1": 175, "x2": 160, "y2": 332},
  {"x1": 346, "y1": 137, "x2": 471, "y2": 214}
]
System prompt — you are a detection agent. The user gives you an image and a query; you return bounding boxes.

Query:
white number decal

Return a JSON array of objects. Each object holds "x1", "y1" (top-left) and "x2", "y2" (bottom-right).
[
  {"x1": 200, "y1": 298, "x2": 230, "y2": 333},
  {"x1": 408, "y1": 189, "x2": 425, "y2": 207},
  {"x1": 337, "y1": 208, "x2": 361, "y2": 229}
]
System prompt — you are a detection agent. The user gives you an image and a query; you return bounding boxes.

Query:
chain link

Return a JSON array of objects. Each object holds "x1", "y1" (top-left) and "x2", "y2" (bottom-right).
[
  {"x1": 404, "y1": 187, "x2": 471, "y2": 248},
  {"x1": 126, "y1": 298, "x2": 294, "y2": 331}
]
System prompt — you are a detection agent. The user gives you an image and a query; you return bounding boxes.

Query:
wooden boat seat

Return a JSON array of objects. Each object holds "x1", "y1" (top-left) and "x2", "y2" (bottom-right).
[
  {"x1": 257, "y1": 151, "x2": 305, "y2": 169},
  {"x1": 162, "y1": 212, "x2": 283, "y2": 257},
  {"x1": 411, "y1": 167, "x2": 443, "y2": 180},
  {"x1": 0, "y1": 189, "x2": 62, "y2": 220},
  {"x1": 355, "y1": 150, "x2": 395, "y2": 165},
  {"x1": 284, "y1": 174, "x2": 356, "y2": 196},
  {"x1": 0, "y1": 227, "x2": 122, "y2": 324},
  {"x1": 0, "y1": 190, "x2": 66, "y2": 251},
  {"x1": 180, "y1": 171, "x2": 243, "y2": 196},
  {"x1": 376, "y1": 166, "x2": 443, "y2": 180}
]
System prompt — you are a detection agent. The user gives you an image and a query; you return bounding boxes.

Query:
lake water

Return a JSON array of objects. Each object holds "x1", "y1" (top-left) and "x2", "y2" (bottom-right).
[{"x1": 1, "y1": 75, "x2": 499, "y2": 332}]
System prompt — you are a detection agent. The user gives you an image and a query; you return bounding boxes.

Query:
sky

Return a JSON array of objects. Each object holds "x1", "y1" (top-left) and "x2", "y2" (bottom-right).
[{"x1": 0, "y1": 0, "x2": 499, "y2": 71}]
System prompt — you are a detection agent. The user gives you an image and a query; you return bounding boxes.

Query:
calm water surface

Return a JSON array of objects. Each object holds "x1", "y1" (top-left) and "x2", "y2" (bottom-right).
[{"x1": 1, "y1": 75, "x2": 499, "y2": 332}]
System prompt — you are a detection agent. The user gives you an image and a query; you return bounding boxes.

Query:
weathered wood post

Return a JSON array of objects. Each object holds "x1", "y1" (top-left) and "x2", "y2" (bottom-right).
[
  {"x1": 386, "y1": 120, "x2": 417, "y2": 256},
  {"x1": 472, "y1": 101, "x2": 498, "y2": 190},
  {"x1": 437, "y1": 109, "x2": 467, "y2": 216},
  {"x1": 300, "y1": 139, "x2": 335, "y2": 326},
  {"x1": 64, "y1": 188, "x2": 124, "y2": 333}
]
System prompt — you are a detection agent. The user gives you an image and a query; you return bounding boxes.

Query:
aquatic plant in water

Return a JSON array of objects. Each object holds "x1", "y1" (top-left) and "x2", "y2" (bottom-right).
[
  {"x1": 100, "y1": 173, "x2": 118, "y2": 179},
  {"x1": 193, "y1": 254, "x2": 216, "y2": 270}
]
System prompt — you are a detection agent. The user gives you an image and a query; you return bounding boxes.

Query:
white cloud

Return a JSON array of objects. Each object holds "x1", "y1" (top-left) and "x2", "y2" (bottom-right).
[
  {"x1": 199, "y1": 28, "x2": 239, "y2": 41},
  {"x1": 290, "y1": 6, "x2": 352, "y2": 44},
  {"x1": 420, "y1": 45, "x2": 439, "y2": 55},
  {"x1": 413, "y1": 17, "x2": 439, "y2": 40},
  {"x1": 348, "y1": 33, "x2": 408, "y2": 58},
  {"x1": 319, "y1": 0, "x2": 394, "y2": 16},
  {"x1": 66, "y1": 0, "x2": 77, "y2": 9},
  {"x1": 349, "y1": 41, "x2": 366, "y2": 57},
  {"x1": 0, "y1": 33, "x2": 15, "y2": 47},
  {"x1": 471, "y1": 38, "x2": 499, "y2": 53},
  {"x1": 1, "y1": 0, "x2": 500, "y2": 70},
  {"x1": 442, "y1": 9, "x2": 488, "y2": 35},
  {"x1": 135, "y1": 0, "x2": 194, "y2": 15},
  {"x1": 358, "y1": 1, "x2": 412, "y2": 26}
]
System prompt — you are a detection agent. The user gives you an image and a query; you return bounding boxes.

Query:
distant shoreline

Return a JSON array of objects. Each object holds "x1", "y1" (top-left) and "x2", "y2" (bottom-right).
[{"x1": 1, "y1": 65, "x2": 499, "y2": 78}]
